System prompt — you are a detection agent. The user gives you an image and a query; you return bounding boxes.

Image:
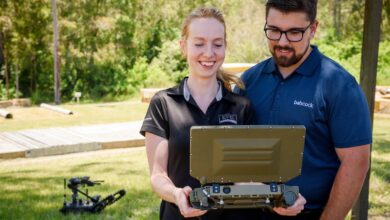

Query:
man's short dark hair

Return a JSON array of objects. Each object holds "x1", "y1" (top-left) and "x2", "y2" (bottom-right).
[{"x1": 266, "y1": 0, "x2": 318, "y2": 23}]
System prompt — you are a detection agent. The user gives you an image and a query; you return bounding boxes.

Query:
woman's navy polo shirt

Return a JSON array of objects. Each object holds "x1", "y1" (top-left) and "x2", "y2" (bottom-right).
[
  {"x1": 238, "y1": 46, "x2": 372, "y2": 209},
  {"x1": 140, "y1": 77, "x2": 255, "y2": 190}
]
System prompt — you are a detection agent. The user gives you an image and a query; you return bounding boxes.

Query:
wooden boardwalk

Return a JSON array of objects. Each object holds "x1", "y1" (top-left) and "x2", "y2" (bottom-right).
[{"x1": 0, "y1": 121, "x2": 145, "y2": 159}]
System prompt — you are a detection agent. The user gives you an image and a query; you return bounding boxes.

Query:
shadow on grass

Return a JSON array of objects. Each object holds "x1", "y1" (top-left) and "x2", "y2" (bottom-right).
[
  {"x1": 371, "y1": 158, "x2": 390, "y2": 183},
  {"x1": 372, "y1": 139, "x2": 390, "y2": 154},
  {"x1": 0, "y1": 175, "x2": 159, "y2": 220},
  {"x1": 69, "y1": 160, "x2": 136, "y2": 173},
  {"x1": 0, "y1": 169, "x2": 43, "y2": 176},
  {"x1": 4, "y1": 169, "x2": 40, "y2": 174}
]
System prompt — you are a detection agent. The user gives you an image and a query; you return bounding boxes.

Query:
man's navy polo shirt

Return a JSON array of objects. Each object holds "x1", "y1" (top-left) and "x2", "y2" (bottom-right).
[{"x1": 238, "y1": 45, "x2": 372, "y2": 209}]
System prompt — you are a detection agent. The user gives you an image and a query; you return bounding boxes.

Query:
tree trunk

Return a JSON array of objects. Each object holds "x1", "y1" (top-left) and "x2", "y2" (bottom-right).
[
  {"x1": 333, "y1": 0, "x2": 341, "y2": 39},
  {"x1": 0, "y1": 32, "x2": 4, "y2": 69},
  {"x1": 4, "y1": 46, "x2": 9, "y2": 99},
  {"x1": 52, "y1": 0, "x2": 61, "y2": 104},
  {"x1": 15, "y1": 66, "x2": 19, "y2": 98},
  {"x1": 0, "y1": 32, "x2": 10, "y2": 99},
  {"x1": 352, "y1": 0, "x2": 383, "y2": 219}
]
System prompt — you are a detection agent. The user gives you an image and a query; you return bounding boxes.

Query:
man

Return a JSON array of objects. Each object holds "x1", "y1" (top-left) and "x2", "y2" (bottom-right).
[{"x1": 237, "y1": 0, "x2": 372, "y2": 219}]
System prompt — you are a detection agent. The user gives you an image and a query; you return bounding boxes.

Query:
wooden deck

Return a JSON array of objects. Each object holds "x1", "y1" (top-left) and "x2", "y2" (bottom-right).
[{"x1": 0, "y1": 121, "x2": 145, "y2": 159}]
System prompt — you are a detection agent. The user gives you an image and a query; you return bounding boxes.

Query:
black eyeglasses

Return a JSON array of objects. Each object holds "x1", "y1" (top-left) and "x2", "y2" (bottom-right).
[{"x1": 264, "y1": 23, "x2": 312, "y2": 42}]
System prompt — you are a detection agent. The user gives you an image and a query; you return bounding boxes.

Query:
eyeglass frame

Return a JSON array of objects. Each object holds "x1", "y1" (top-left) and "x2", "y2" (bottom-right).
[{"x1": 263, "y1": 23, "x2": 312, "y2": 42}]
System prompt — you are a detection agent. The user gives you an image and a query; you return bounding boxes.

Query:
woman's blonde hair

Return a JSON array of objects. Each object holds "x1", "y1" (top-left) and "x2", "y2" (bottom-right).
[{"x1": 181, "y1": 7, "x2": 245, "y2": 91}]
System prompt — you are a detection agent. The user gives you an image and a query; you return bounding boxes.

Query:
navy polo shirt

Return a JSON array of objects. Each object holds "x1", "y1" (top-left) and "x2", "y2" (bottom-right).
[{"x1": 237, "y1": 45, "x2": 372, "y2": 209}]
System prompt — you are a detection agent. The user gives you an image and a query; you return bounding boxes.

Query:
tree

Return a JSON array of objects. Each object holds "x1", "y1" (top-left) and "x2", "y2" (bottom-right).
[{"x1": 52, "y1": 0, "x2": 60, "y2": 104}]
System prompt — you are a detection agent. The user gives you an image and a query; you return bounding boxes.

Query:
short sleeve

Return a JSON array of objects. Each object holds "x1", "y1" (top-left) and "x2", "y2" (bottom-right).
[
  {"x1": 139, "y1": 93, "x2": 169, "y2": 139},
  {"x1": 328, "y1": 81, "x2": 372, "y2": 148}
]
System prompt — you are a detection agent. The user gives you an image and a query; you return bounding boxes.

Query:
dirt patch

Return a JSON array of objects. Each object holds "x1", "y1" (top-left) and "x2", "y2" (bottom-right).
[{"x1": 0, "y1": 98, "x2": 31, "y2": 108}]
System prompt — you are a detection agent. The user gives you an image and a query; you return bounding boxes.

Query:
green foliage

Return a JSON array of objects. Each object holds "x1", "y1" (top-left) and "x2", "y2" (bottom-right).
[
  {"x1": 30, "y1": 90, "x2": 52, "y2": 105},
  {"x1": 315, "y1": 29, "x2": 390, "y2": 85},
  {"x1": 224, "y1": 0, "x2": 269, "y2": 63},
  {"x1": 150, "y1": 39, "x2": 188, "y2": 84},
  {"x1": 377, "y1": 40, "x2": 390, "y2": 85},
  {"x1": 0, "y1": 80, "x2": 17, "y2": 101},
  {"x1": 0, "y1": 0, "x2": 52, "y2": 102},
  {"x1": 314, "y1": 31, "x2": 361, "y2": 79},
  {"x1": 143, "y1": 64, "x2": 174, "y2": 88},
  {"x1": 125, "y1": 57, "x2": 149, "y2": 95},
  {"x1": 383, "y1": 0, "x2": 390, "y2": 40},
  {"x1": 127, "y1": 56, "x2": 174, "y2": 91},
  {"x1": 0, "y1": 0, "x2": 389, "y2": 103}
]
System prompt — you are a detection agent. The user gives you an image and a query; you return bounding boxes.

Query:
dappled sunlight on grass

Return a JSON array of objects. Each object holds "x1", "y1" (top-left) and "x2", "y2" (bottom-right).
[
  {"x1": 0, "y1": 115, "x2": 389, "y2": 218},
  {"x1": 0, "y1": 148, "x2": 159, "y2": 219},
  {"x1": 369, "y1": 172, "x2": 390, "y2": 215},
  {"x1": 369, "y1": 115, "x2": 390, "y2": 216}
]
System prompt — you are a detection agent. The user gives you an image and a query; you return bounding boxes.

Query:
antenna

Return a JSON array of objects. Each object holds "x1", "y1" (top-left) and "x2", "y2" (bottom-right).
[
  {"x1": 63, "y1": 178, "x2": 66, "y2": 205},
  {"x1": 86, "y1": 188, "x2": 89, "y2": 204}
]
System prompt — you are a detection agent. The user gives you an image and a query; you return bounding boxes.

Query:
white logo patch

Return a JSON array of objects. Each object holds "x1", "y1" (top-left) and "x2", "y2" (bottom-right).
[
  {"x1": 218, "y1": 114, "x2": 238, "y2": 124},
  {"x1": 293, "y1": 100, "x2": 314, "y2": 108}
]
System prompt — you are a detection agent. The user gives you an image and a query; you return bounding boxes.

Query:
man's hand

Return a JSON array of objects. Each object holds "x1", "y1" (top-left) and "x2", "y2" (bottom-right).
[
  {"x1": 273, "y1": 193, "x2": 306, "y2": 216},
  {"x1": 173, "y1": 186, "x2": 207, "y2": 218}
]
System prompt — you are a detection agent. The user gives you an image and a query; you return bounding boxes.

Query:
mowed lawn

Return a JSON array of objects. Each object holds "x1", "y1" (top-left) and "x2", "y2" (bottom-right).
[
  {"x1": 369, "y1": 114, "x2": 390, "y2": 218},
  {"x1": 0, "y1": 148, "x2": 160, "y2": 220},
  {"x1": 0, "y1": 100, "x2": 149, "y2": 132},
  {"x1": 0, "y1": 100, "x2": 389, "y2": 219}
]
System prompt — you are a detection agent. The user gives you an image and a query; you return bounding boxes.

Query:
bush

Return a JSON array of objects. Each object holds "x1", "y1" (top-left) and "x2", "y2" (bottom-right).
[
  {"x1": 0, "y1": 78, "x2": 21, "y2": 101},
  {"x1": 149, "y1": 39, "x2": 188, "y2": 84},
  {"x1": 125, "y1": 57, "x2": 149, "y2": 96},
  {"x1": 377, "y1": 40, "x2": 390, "y2": 85},
  {"x1": 143, "y1": 63, "x2": 174, "y2": 88},
  {"x1": 315, "y1": 31, "x2": 361, "y2": 80},
  {"x1": 315, "y1": 31, "x2": 390, "y2": 85}
]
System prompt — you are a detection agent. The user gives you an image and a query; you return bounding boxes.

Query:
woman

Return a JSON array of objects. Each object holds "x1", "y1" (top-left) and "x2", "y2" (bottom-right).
[{"x1": 140, "y1": 7, "x2": 255, "y2": 220}]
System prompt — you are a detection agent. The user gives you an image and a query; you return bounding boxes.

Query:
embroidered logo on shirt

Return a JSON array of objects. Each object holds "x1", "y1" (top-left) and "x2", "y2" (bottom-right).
[
  {"x1": 218, "y1": 114, "x2": 238, "y2": 124},
  {"x1": 293, "y1": 100, "x2": 314, "y2": 108}
]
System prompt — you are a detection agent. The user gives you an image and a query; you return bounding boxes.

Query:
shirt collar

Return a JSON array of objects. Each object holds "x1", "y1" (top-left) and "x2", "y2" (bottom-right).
[
  {"x1": 168, "y1": 77, "x2": 223, "y2": 102},
  {"x1": 263, "y1": 57, "x2": 277, "y2": 74},
  {"x1": 295, "y1": 45, "x2": 321, "y2": 76},
  {"x1": 263, "y1": 45, "x2": 322, "y2": 77}
]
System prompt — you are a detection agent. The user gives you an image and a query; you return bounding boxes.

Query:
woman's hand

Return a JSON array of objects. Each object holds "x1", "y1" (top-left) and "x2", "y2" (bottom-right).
[
  {"x1": 273, "y1": 193, "x2": 306, "y2": 216},
  {"x1": 173, "y1": 186, "x2": 207, "y2": 218},
  {"x1": 146, "y1": 133, "x2": 206, "y2": 217}
]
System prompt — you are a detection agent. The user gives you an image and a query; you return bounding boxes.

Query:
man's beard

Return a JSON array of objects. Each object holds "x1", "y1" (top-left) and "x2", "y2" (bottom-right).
[{"x1": 271, "y1": 44, "x2": 309, "y2": 67}]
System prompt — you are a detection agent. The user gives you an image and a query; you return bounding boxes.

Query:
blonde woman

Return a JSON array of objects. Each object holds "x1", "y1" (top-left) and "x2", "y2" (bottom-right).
[{"x1": 140, "y1": 7, "x2": 256, "y2": 220}]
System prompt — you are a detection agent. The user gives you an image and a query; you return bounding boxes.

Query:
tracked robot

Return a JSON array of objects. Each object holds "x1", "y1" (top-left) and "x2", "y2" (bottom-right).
[{"x1": 60, "y1": 176, "x2": 126, "y2": 214}]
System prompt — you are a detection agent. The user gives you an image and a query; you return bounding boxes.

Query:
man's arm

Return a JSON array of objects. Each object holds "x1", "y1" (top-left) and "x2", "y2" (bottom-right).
[{"x1": 320, "y1": 144, "x2": 370, "y2": 220}]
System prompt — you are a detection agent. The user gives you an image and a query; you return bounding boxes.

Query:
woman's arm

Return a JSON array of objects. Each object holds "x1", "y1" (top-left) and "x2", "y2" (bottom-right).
[{"x1": 145, "y1": 132, "x2": 207, "y2": 217}]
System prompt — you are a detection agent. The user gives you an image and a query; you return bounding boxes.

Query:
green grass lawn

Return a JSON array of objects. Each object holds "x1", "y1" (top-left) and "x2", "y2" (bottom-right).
[
  {"x1": 0, "y1": 100, "x2": 149, "y2": 132},
  {"x1": 0, "y1": 103, "x2": 389, "y2": 219},
  {"x1": 0, "y1": 148, "x2": 160, "y2": 220},
  {"x1": 369, "y1": 114, "x2": 390, "y2": 218}
]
